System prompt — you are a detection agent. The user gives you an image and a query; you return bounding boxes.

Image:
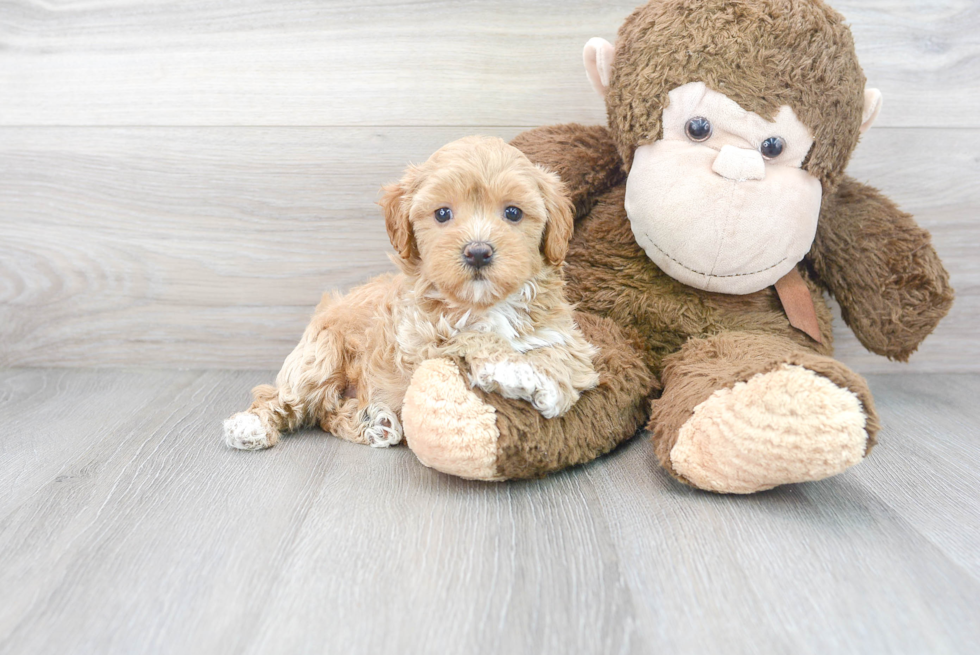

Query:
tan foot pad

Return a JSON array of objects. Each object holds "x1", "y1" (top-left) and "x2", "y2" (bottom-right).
[
  {"x1": 402, "y1": 358, "x2": 503, "y2": 481},
  {"x1": 670, "y1": 364, "x2": 868, "y2": 494}
]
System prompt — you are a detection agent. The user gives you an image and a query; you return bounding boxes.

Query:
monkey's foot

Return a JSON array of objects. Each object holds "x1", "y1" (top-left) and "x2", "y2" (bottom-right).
[
  {"x1": 669, "y1": 364, "x2": 868, "y2": 494},
  {"x1": 403, "y1": 358, "x2": 504, "y2": 481}
]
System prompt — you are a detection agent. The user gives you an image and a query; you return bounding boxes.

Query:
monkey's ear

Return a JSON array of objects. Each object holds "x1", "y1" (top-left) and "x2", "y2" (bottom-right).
[
  {"x1": 860, "y1": 88, "x2": 883, "y2": 134},
  {"x1": 535, "y1": 166, "x2": 575, "y2": 266},
  {"x1": 379, "y1": 167, "x2": 419, "y2": 262},
  {"x1": 583, "y1": 37, "x2": 615, "y2": 97}
]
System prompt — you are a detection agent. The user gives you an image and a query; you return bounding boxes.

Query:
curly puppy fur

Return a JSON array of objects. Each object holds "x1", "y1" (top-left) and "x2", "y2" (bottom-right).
[{"x1": 223, "y1": 136, "x2": 599, "y2": 450}]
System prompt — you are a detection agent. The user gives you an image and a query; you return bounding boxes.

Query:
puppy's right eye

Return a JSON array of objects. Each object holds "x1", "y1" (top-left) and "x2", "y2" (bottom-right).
[{"x1": 434, "y1": 207, "x2": 453, "y2": 223}]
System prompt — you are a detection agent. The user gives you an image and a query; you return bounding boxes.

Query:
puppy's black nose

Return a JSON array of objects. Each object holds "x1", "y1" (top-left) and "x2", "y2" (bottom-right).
[{"x1": 462, "y1": 242, "x2": 494, "y2": 269}]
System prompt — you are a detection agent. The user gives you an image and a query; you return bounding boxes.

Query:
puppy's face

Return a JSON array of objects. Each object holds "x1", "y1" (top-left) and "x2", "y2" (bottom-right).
[{"x1": 380, "y1": 136, "x2": 574, "y2": 308}]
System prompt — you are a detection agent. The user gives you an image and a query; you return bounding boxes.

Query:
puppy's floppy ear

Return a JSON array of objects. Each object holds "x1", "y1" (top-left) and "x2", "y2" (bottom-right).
[
  {"x1": 379, "y1": 165, "x2": 420, "y2": 262},
  {"x1": 534, "y1": 165, "x2": 575, "y2": 266}
]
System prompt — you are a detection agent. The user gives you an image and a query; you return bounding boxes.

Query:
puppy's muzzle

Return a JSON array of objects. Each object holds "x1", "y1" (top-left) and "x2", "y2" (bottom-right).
[{"x1": 462, "y1": 242, "x2": 494, "y2": 270}]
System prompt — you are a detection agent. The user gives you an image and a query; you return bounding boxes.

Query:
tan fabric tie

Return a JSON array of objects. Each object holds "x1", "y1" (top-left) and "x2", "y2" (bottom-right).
[{"x1": 774, "y1": 268, "x2": 822, "y2": 343}]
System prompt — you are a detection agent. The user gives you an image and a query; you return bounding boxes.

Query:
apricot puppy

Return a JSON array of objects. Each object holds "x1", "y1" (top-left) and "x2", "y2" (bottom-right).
[{"x1": 223, "y1": 136, "x2": 599, "y2": 450}]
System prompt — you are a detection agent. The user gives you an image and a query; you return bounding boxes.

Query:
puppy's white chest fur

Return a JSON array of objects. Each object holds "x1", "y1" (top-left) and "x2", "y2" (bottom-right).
[
  {"x1": 473, "y1": 284, "x2": 568, "y2": 353},
  {"x1": 390, "y1": 279, "x2": 589, "y2": 421},
  {"x1": 398, "y1": 281, "x2": 566, "y2": 358}
]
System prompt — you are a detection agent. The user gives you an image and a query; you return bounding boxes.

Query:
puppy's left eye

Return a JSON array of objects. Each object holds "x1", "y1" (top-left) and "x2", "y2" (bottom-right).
[
  {"x1": 503, "y1": 206, "x2": 523, "y2": 222},
  {"x1": 434, "y1": 207, "x2": 453, "y2": 223}
]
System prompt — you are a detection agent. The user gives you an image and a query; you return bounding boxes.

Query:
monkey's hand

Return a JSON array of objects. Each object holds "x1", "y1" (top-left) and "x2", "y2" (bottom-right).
[
  {"x1": 808, "y1": 176, "x2": 954, "y2": 361},
  {"x1": 511, "y1": 124, "x2": 625, "y2": 221}
]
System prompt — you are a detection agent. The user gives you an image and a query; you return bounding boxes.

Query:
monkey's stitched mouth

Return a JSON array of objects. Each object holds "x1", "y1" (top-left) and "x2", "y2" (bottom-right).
[{"x1": 644, "y1": 234, "x2": 787, "y2": 279}]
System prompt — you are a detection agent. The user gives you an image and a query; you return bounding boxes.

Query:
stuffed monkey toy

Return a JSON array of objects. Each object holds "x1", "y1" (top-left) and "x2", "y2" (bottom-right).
[{"x1": 401, "y1": 0, "x2": 953, "y2": 492}]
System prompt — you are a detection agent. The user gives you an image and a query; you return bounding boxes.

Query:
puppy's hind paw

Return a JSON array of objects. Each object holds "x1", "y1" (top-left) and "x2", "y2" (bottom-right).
[
  {"x1": 223, "y1": 412, "x2": 276, "y2": 450},
  {"x1": 363, "y1": 404, "x2": 403, "y2": 448}
]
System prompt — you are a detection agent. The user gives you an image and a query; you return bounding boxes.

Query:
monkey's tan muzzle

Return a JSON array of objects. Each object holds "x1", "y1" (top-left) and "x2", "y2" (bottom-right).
[{"x1": 624, "y1": 142, "x2": 822, "y2": 295}]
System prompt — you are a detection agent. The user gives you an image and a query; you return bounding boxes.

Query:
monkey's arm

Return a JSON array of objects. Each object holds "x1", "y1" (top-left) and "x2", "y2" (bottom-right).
[
  {"x1": 808, "y1": 176, "x2": 954, "y2": 361},
  {"x1": 511, "y1": 124, "x2": 625, "y2": 220}
]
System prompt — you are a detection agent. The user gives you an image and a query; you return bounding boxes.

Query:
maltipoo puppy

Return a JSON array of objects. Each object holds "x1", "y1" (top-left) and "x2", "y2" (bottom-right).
[{"x1": 223, "y1": 136, "x2": 599, "y2": 451}]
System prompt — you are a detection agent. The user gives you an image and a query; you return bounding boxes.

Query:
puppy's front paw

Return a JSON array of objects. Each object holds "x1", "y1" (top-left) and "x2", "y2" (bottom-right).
[
  {"x1": 531, "y1": 379, "x2": 574, "y2": 419},
  {"x1": 470, "y1": 359, "x2": 501, "y2": 394},
  {"x1": 470, "y1": 359, "x2": 568, "y2": 419},
  {"x1": 223, "y1": 412, "x2": 276, "y2": 450},
  {"x1": 363, "y1": 403, "x2": 403, "y2": 448}
]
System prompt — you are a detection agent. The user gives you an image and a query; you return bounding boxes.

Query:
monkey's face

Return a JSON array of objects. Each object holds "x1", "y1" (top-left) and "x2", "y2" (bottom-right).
[{"x1": 624, "y1": 82, "x2": 823, "y2": 294}]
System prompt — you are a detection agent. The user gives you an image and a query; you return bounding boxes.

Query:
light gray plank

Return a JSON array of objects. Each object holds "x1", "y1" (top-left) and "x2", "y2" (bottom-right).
[
  {"x1": 241, "y1": 464, "x2": 641, "y2": 655},
  {"x1": 0, "y1": 369, "x2": 337, "y2": 654},
  {"x1": 854, "y1": 374, "x2": 980, "y2": 578},
  {"x1": 0, "y1": 0, "x2": 977, "y2": 127},
  {"x1": 0, "y1": 368, "x2": 201, "y2": 517},
  {"x1": 0, "y1": 368, "x2": 643, "y2": 654},
  {"x1": 1, "y1": 369, "x2": 978, "y2": 654},
  {"x1": 845, "y1": 0, "x2": 980, "y2": 128},
  {"x1": 1, "y1": 125, "x2": 976, "y2": 372},
  {"x1": 584, "y1": 461, "x2": 980, "y2": 654}
]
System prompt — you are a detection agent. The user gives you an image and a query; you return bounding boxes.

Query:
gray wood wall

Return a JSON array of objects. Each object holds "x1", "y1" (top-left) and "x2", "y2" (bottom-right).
[{"x1": 1, "y1": 0, "x2": 977, "y2": 373}]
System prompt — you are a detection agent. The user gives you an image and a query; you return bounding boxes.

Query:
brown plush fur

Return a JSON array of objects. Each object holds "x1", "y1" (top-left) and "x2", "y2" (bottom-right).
[
  {"x1": 514, "y1": 125, "x2": 953, "y2": 365},
  {"x1": 464, "y1": 0, "x2": 952, "y2": 487},
  {"x1": 510, "y1": 124, "x2": 627, "y2": 220},
  {"x1": 810, "y1": 176, "x2": 955, "y2": 360},
  {"x1": 462, "y1": 312, "x2": 657, "y2": 479},
  {"x1": 562, "y1": 184, "x2": 836, "y2": 373},
  {"x1": 510, "y1": 127, "x2": 944, "y2": 488},
  {"x1": 608, "y1": 0, "x2": 866, "y2": 192}
]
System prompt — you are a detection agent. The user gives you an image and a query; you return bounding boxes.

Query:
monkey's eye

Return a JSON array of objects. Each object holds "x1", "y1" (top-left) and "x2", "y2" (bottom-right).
[
  {"x1": 685, "y1": 117, "x2": 712, "y2": 142},
  {"x1": 761, "y1": 137, "x2": 785, "y2": 159},
  {"x1": 434, "y1": 207, "x2": 453, "y2": 223},
  {"x1": 503, "y1": 206, "x2": 523, "y2": 222}
]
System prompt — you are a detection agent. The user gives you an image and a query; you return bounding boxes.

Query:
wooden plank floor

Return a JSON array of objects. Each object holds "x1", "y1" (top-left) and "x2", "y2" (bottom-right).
[{"x1": 1, "y1": 369, "x2": 978, "y2": 654}]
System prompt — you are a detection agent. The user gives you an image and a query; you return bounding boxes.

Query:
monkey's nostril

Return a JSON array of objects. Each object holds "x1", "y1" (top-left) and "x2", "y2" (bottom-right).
[{"x1": 463, "y1": 242, "x2": 494, "y2": 269}]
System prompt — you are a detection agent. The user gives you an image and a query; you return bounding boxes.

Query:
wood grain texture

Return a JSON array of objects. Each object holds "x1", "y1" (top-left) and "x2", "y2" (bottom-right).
[
  {"x1": 0, "y1": 126, "x2": 514, "y2": 368},
  {"x1": 1, "y1": 126, "x2": 976, "y2": 372},
  {"x1": 1, "y1": 368, "x2": 978, "y2": 654},
  {"x1": 0, "y1": 0, "x2": 978, "y2": 127},
  {"x1": 1, "y1": 0, "x2": 977, "y2": 371}
]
